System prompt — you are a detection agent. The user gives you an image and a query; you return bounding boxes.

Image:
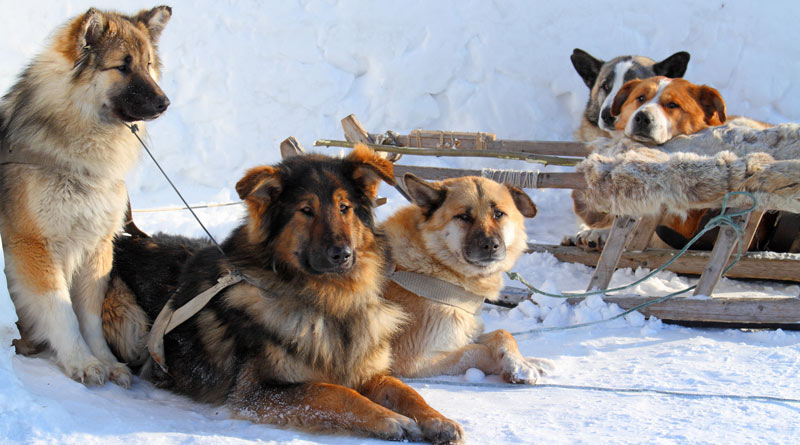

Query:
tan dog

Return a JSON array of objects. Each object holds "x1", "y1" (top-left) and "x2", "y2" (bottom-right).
[
  {"x1": 0, "y1": 6, "x2": 172, "y2": 387},
  {"x1": 382, "y1": 174, "x2": 553, "y2": 384}
]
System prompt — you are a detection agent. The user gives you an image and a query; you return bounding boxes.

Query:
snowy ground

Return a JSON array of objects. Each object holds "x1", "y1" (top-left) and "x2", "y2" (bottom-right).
[{"x1": 2, "y1": 1, "x2": 800, "y2": 443}]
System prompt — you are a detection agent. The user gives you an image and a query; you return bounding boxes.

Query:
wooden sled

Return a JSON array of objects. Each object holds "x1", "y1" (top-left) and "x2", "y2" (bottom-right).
[{"x1": 295, "y1": 115, "x2": 800, "y2": 326}]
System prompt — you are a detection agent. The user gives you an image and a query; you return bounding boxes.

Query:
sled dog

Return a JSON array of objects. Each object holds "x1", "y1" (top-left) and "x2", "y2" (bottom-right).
[
  {"x1": 382, "y1": 174, "x2": 553, "y2": 384},
  {"x1": 102, "y1": 145, "x2": 463, "y2": 443},
  {"x1": 0, "y1": 6, "x2": 172, "y2": 386}
]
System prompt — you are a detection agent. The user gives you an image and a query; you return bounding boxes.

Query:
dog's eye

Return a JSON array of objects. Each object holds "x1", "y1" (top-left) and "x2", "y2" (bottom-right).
[
  {"x1": 116, "y1": 65, "x2": 130, "y2": 73},
  {"x1": 455, "y1": 213, "x2": 472, "y2": 222},
  {"x1": 601, "y1": 81, "x2": 611, "y2": 93},
  {"x1": 637, "y1": 95, "x2": 646, "y2": 103},
  {"x1": 299, "y1": 206, "x2": 314, "y2": 216},
  {"x1": 667, "y1": 102, "x2": 680, "y2": 109},
  {"x1": 493, "y1": 210, "x2": 505, "y2": 219},
  {"x1": 339, "y1": 203, "x2": 350, "y2": 214}
]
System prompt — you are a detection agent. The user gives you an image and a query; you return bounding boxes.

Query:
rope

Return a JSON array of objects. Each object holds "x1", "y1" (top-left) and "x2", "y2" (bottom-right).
[
  {"x1": 126, "y1": 124, "x2": 226, "y2": 257},
  {"x1": 132, "y1": 201, "x2": 242, "y2": 213},
  {"x1": 481, "y1": 168, "x2": 539, "y2": 189},
  {"x1": 507, "y1": 191, "x2": 758, "y2": 336},
  {"x1": 403, "y1": 378, "x2": 800, "y2": 404}
]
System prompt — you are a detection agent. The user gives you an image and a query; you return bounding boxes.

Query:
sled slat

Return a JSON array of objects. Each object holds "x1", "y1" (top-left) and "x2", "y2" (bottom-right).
[
  {"x1": 586, "y1": 216, "x2": 637, "y2": 291},
  {"x1": 694, "y1": 211, "x2": 750, "y2": 296},
  {"x1": 392, "y1": 165, "x2": 586, "y2": 189},
  {"x1": 527, "y1": 244, "x2": 800, "y2": 282},
  {"x1": 388, "y1": 133, "x2": 590, "y2": 157},
  {"x1": 498, "y1": 286, "x2": 800, "y2": 325}
]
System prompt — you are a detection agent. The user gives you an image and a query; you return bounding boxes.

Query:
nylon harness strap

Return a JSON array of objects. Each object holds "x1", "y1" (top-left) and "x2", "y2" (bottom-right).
[
  {"x1": 0, "y1": 139, "x2": 76, "y2": 171},
  {"x1": 389, "y1": 270, "x2": 486, "y2": 315},
  {"x1": 146, "y1": 271, "x2": 244, "y2": 373}
]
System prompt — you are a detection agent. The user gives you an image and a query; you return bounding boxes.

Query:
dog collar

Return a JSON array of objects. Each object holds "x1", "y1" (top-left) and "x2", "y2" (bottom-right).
[{"x1": 389, "y1": 270, "x2": 486, "y2": 315}]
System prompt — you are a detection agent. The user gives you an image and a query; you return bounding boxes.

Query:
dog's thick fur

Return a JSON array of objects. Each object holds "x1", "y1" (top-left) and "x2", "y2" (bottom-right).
[
  {"x1": 0, "y1": 6, "x2": 171, "y2": 387},
  {"x1": 570, "y1": 48, "x2": 690, "y2": 143},
  {"x1": 102, "y1": 146, "x2": 463, "y2": 443},
  {"x1": 382, "y1": 174, "x2": 552, "y2": 384}
]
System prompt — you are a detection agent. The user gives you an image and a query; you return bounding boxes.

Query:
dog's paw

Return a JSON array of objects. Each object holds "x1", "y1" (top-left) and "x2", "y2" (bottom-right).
[
  {"x1": 500, "y1": 355, "x2": 550, "y2": 385},
  {"x1": 418, "y1": 416, "x2": 465, "y2": 444},
  {"x1": 108, "y1": 362, "x2": 133, "y2": 389},
  {"x1": 64, "y1": 358, "x2": 109, "y2": 386},
  {"x1": 562, "y1": 228, "x2": 609, "y2": 251},
  {"x1": 525, "y1": 357, "x2": 555, "y2": 375},
  {"x1": 373, "y1": 414, "x2": 423, "y2": 442}
]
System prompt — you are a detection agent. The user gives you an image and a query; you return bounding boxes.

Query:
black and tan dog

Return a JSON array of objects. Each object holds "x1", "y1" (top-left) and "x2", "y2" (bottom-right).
[
  {"x1": 0, "y1": 6, "x2": 171, "y2": 387},
  {"x1": 101, "y1": 145, "x2": 463, "y2": 443},
  {"x1": 382, "y1": 174, "x2": 553, "y2": 384}
]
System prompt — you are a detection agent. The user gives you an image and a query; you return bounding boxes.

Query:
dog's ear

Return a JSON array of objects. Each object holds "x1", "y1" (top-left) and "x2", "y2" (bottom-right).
[
  {"x1": 505, "y1": 185, "x2": 537, "y2": 218},
  {"x1": 133, "y1": 5, "x2": 172, "y2": 43},
  {"x1": 653, "y1": 51, "x2": 691, "y2": 78},
  {"x1": 236, "y1": 165, "x2": 282, "y2": 205},
  {"x1": 696, "y1": 85, "x2": 727, "y2": 125},
  {"x1": 610, "y1": 79, "x2": 641, "y2": 117},
  {"x1": 76, "y1": 8, "x2": 106, "y2": 50},
  {"x1": 346, "y1": 143, "x2": 396, "y2": 199},
  {"x1": 403, "y1": 174, "x2": 447, "y2": 213},
  {"x1": 570, "y1": 48, "x2": 604, "y2": 89}
]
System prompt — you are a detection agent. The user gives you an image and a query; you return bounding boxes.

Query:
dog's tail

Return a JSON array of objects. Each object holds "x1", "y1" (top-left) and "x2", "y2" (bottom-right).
[{"x1": 103, "y1": 276, "x2": 150, "y2": 366}]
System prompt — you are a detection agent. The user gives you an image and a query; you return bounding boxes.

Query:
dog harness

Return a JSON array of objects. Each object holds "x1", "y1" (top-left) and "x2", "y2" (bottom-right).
[{"x1": 389, "y1": 270, "x2": 486, "y2": 315}]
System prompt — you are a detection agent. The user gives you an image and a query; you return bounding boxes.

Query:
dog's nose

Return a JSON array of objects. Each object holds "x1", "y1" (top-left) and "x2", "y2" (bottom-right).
[
  {"x1": 327, "y1": 245, "x2": 352, "y2": 265},
  {"x1": 600, "y1": 108, "x2": 615, "y2": 127},
  {"x1": 634, "y1": 110, "x2": 652, "y2": 127},
  {"x1": 153, "y1": 95, "x2": 170, "y2": 113},
  {"x1": 477, "y1": 235, "x2": 501, "y2": 253}
]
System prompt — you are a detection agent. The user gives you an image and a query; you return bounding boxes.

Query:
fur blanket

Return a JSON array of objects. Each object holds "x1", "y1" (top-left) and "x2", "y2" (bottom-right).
[{"x1": 578, "y1": 118, "x2": 800, "y2": 217}]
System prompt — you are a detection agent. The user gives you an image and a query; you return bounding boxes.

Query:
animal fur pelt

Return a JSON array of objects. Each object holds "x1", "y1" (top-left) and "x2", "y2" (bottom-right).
[{"x1": 578, "y1": 118, "x2": 800, "y2": 217}]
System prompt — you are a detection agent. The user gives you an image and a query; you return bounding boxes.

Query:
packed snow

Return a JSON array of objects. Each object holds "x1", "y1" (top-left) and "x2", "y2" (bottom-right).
[{"x1": 1, "y1": 0, "x2": 799, "y2": 443}]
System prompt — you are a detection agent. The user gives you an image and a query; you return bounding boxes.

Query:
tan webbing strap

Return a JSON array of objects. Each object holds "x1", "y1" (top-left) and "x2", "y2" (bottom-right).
[
  {"x1": 390, "y1": 270, "x2": 486, "y2": 314},
  {"x1": 147, "y1": 271, "x2": 243, "y2": 372},
  {"x1": 0, "y1": 139, "x2": 81, "y2": 172}
]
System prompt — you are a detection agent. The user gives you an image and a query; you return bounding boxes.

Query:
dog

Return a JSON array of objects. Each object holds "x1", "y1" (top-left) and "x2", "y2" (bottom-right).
[
  {"x1": 570, "y1": 48, "x2": 691, "y2": 142},
  {"x1": 0, "y1": 6, "x2": 172, "y2": 387},
  {"x1": 566, "y1": 49, "x2": 690, "y2": 249},
  {"x1": 611, "y1": 78, "x2": 800, "y2": 252},
  {"x1": 567, "y1": 75, "x2": 727, "y2": 250},
  {"x1": 381, "y1": 174, "x2": 553, "y2": 384},
  {"x1": 101, "y1": 145, "x2": 464, "y2": 443}
]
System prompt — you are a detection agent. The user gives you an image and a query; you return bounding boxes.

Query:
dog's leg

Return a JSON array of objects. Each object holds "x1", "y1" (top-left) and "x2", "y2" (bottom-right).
[
  {"x1": 3, "y1": 239, "x2": 108, "y2": 385},
  {"x1": 71, "y1": 236, "x2": 132, "y2": 388},
  {"x1": 227, "y1": 369, "x2": 424, "y2": 441},
  {"x1": 403, "y1": 343, "x2": 502, "y2": 378},
  {"x1": 478, "y1": 329, "x2": 554, "y2": 384},
  {"x1": 360, "y1": 374, "x2": 464, "y2": 444}
]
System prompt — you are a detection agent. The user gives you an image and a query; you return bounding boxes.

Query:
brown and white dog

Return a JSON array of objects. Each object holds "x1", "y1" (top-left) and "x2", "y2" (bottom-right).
[
  {"x1": 610, "y1": 76, "x2": 727, "y2": 145},
  {"x1": 567, "y1": 76, "x2": 727, "y2": 250},
  {"x1": 382, "y1": 174, "x2": 553, "y2": 384},
  {"x1": 571, "y1": 76, "x2": 797, "y2": 252}
]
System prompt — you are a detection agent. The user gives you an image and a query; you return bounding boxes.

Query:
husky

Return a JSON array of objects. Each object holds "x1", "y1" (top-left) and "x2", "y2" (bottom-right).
[{"x1": 0, "y1": 6, "x2": 172, "y2": 387}]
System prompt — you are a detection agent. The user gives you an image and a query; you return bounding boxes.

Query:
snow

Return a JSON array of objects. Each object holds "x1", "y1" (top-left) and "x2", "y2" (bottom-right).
[{"x1": 2, "y1": 0, "x2": 800, "y2": 443}]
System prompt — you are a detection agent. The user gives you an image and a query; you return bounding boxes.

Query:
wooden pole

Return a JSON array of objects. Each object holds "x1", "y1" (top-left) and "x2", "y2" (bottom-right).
[{"x1": 315, "y1": 139, "x2": 583, "y2": 167}]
